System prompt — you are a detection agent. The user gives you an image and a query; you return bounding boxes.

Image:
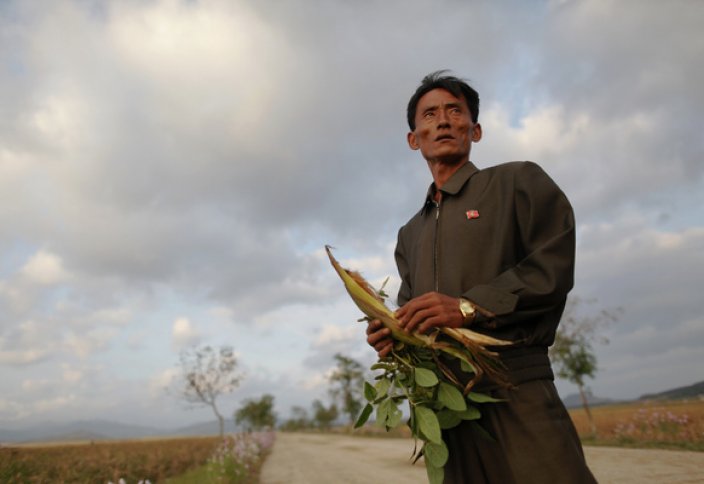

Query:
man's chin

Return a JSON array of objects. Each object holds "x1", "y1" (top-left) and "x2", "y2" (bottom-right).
[{"x1": 434, "y1": 156, "x2": 466, "y2": 166}]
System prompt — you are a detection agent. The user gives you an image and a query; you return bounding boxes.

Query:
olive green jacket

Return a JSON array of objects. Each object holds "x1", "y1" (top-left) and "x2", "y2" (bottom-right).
[{"x1": 395, "y1": 161, "x2": 575, "y2": 382}]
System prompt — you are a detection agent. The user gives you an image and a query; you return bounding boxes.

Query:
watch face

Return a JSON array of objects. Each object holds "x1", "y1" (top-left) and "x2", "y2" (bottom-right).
[{"x1": 460, "y1": 300, "x2": 474, "y2": 318}]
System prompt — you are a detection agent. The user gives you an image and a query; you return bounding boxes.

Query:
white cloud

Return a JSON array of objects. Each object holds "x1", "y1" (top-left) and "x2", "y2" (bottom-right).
[
  {"x1": 313, "y1": 324, "x2": 357, "y2": 347},
  {"x1": 63, "y1": 329, "x2": 116, "y2": 359},
  {"x1": 19, "y1": 249, "x2": 70, "y2": 285},
  {"x1": 150, "y1": 367, "x2": 180, "y2": 398},
  {"x1": 171, "y1": 317, "x2": 201, "y2": 349},
  {"x1": 301, "y1": 371, "x2": 331, "y2": 392},
  {"x1": 0, "y1": 348, "x2": 47, "y2": 365},
  {"x1": 62, "y1": 365, "x2": 83, "y2": 384}
]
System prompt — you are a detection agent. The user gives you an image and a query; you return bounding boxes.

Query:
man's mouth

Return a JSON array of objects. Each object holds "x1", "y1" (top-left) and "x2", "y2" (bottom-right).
[{"x1": 436, "y1": 134, "x2": 454, "y2": 141}]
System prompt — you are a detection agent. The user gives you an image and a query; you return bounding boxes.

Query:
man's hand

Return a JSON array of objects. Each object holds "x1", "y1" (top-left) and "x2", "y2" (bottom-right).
[
  {"x1": 395, "y1": 292, "x2": 464, "y2": 334},
  {"x1": 366, "y1": 319, "x2": 393, "y2": 358}
]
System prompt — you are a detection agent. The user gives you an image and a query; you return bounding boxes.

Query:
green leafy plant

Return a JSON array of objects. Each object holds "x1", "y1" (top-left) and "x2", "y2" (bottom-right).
[{"x1": 326, "y1": 246, "x2": 511, "y2": 484}]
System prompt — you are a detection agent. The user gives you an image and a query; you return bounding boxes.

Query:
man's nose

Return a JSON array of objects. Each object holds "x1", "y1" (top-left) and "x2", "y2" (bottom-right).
[{"x1": 436, "y1": 110, "x2": 450, "y2": 126}]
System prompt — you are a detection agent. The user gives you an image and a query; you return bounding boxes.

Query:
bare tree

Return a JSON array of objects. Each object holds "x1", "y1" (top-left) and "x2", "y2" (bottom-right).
[
  {"x1": 179, "y1": 345, "x2": 242, "y2": 438},
  {"x1": 550, "y1": 297, "x2": 620, "y2": 436}
]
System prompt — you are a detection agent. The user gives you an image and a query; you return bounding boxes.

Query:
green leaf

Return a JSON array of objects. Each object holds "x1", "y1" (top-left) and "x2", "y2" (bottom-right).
[
  {"x1": 414, "y1": 367, "x2": 439, "y2": 387},
  {"x1": 426, "y1": 461, "x2": 445, "y2": 484},
  {"x1": 415, "y1": 405, "x2": 442, "y2": 444},
  {"x1": 386, "y1": 401, "x2": 403, "y2": 429},
  {"x1": 437, "y1": 382, "x2": 467, "y2": 411},
  {"x1": 363, "y1": 381, "x2": 376, "y2": 402},
  {"x1": 423, "y1": 441, "x2": 449, "y2": 468},
  {"x1": 467, "y1": 391, "x2": 503, "y2": 403},
  {"x1": 436, "y1": 409, "x2": 462, "y2": 429},
  {"x1": 375, "y1": 398, "x2": 390, "y2": 428},
  {"x1": 375, "y1": 378, "x2": 391, "y2": 398},
  {"x1": 370, "y1": 362, "x2": 394, "y2": 371},
  {"x1": 460, "y1": 358, "x2": 476, "y2": 374},
  {"x1": 375, "y1": 398, "x2": 403, "y2": 430},
  {"x1": 354, "y1": 403, "x2": 373, "y2": 428},
  {"x1": 457, "y1": 405, "x2": 481, "y2": 421}
]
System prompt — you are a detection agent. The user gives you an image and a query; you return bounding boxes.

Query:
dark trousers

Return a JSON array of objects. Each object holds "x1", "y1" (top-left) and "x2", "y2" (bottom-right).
[{"x1": 443, "y1": 379, "x2": 597, "y2": 484}]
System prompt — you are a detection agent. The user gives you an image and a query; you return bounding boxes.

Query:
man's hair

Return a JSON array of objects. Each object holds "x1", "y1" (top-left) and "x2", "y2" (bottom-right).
[{"x1": 406, "y1": 70, "x2": 480, "y2": 130}]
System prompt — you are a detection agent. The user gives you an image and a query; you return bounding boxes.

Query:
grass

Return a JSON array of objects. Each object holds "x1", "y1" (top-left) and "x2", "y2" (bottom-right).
[
  {"x1": 0, "y1": 432, "x2": 275, "y2": 483},
  {"x1": 0, "y1": 436, "x2": 219, "y2": 483},
  {"x1": 568, "y1": 398, "x2": 704, "y2": 451}
]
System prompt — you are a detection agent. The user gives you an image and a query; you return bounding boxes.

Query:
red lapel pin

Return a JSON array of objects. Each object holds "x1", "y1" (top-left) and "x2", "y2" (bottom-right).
[{"x1": 466, "y1": 210, "x2": 479, "y2": 220}]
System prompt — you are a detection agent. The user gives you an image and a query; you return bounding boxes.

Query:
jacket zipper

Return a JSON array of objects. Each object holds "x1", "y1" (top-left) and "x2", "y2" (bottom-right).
[{"x1": 434, "y1": 200, "x2": 441, "y2": 292}]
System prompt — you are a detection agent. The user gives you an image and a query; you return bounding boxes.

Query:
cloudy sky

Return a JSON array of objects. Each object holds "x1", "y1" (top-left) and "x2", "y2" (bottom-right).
[{"x1": 1, "y1": 0, "x2": 702, "y2": 430}]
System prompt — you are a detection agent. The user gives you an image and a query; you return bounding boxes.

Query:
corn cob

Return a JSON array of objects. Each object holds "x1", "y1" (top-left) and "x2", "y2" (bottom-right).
[{"x1": 325, "y1": 246, "x2": 512, "y2": 390}]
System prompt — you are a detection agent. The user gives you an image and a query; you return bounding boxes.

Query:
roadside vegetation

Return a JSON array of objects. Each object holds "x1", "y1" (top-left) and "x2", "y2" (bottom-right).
[
  {"x1": 0, "y1": 432, "x2": 274, "y2": 484},
  {"x1": 569, "y1": 399, "x2": 704, "y2": 451}
]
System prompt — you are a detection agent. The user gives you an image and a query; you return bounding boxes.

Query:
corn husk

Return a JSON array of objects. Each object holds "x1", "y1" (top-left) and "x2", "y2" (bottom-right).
[{"x1": 325, "y1": 245, "x2": 512, "y2": 391}]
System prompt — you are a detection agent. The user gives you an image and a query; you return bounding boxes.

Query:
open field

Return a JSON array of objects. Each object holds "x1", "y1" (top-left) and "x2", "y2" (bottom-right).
[
  {"x1": 0, "y1": 432, "x2": 274, "y2": 484},
  {"x1": 0, "y1": 436, "x2": 220, "y2": 483},
  {"x1": 568, "y1": 398, "x2": 704, "y2": 450}
]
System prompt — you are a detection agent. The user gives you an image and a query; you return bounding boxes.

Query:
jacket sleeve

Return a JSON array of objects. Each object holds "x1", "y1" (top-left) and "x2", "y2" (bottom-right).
[{"x1": 463, "y1": 162, "x2": 575, "y2": 329}]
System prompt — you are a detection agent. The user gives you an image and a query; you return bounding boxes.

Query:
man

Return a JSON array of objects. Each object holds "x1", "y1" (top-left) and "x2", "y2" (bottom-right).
[{"x1": 366, "y1": 71, "x2": 596, "y2": 483}]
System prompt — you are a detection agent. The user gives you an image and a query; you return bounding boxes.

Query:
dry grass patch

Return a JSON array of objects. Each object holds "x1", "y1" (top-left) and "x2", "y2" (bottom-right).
[{"x1": 569, "y1": 399, "x2": 704, "y2": 451}]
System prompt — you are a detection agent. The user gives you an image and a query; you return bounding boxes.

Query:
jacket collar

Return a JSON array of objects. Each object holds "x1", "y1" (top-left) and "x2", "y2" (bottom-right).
[{"x1": 421, "y1": 162, "x2": 479, "y2": 214}]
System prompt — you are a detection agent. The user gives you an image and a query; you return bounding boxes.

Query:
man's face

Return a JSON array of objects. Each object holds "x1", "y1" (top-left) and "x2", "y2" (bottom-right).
[{"x1": 407, "y1": 88, "x2": 482, "y2": 164}]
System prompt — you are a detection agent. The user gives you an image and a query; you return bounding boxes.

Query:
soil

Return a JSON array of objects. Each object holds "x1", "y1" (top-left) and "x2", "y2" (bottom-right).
[{"x1": 260, "y1": 432, "x2": 704, "y2": 484}]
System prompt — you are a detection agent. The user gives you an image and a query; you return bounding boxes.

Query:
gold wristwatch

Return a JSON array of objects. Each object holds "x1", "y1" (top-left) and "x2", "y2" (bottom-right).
[{"x1": 458, "y1": 298, "x2": 476, "y2": 325}]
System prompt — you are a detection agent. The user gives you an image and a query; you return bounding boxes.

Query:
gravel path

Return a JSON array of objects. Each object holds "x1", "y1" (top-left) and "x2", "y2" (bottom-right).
[{"x1": 260, "y1": 432, "x2": 704, "y2": 484}]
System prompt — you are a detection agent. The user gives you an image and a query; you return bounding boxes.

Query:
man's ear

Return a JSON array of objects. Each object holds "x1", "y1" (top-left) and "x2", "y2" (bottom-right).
[
  {"x1": 472, "y1": 123, "x2": 483, "y2": 142},
  {"x1": 407, "y1": 131, "x2": 419, "y2": 150}
]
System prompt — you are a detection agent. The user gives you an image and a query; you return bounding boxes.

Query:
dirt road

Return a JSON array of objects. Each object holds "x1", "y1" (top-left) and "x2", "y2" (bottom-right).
[{"x1": 260, "y1": 432, "x2": 704, "y2": 484}]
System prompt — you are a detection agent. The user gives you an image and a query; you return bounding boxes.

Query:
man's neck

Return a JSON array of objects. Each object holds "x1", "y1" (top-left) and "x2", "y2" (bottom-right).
[{"x1": 427, "y1": 158, "x2": 467, "y2": 191}]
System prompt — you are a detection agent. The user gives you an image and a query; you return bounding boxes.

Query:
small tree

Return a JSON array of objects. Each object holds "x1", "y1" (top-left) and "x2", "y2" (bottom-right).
[
  {"x1": 328, "y1": 353, "x2": 365, "y2": 425},
  {"x1": 280, "y1": 405, "x2": 311, "y2": 431},
  {"x1": 179, "y1": 345, "x2": 242, "y2": 438},
  {"x1": 312, "y1": 399, "x2": 338, "y2": 430},
  {"x1": 550, "y1": 297, "x2": 620, "y2": 436},
  {"x1": 235, "y1": 394, "x2": 277, "y2": 431}
]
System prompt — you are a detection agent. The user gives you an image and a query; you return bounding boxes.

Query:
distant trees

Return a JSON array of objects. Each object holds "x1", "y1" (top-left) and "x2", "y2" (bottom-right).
[
  {"x1": 277, "y1": 353, "x2": 365, "y2": 431},
  {"x1": 311, "y1": 399, "x2": 339, "y2": 430},
  {"x1": 179, "y1": 345, "x2": 242, "y2": 438},
  {"x1": 235, "y1": 394, "x2": 277, "y2": 431},
  {"x1": 328, "y1": 353, "x2": 365, "y2": 425},
  {"x1": 550, "y1": 297, "x2": 620, "y2": 436},
  {"x1": 279, "y1": 406, "x2": 311, "y2": 431}
]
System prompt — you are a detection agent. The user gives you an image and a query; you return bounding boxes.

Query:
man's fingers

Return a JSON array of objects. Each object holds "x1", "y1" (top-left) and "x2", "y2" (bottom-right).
[
  {"x1": 367, "y1": 329, "x2": 390, "y2": 345},
  {"x1": 366, "y1": 319, "x2": 391, "y2": 346},
  {"x1": 377, "y1": 342, "x2": 393, "y2": 358},
  {"x1": 418, "y1": 315, "x2": 444, "y2": 334},
  {"x1": 404, "y1": 307, "x2": 436, "y2": 333},
  {"x1": 366, "y1": 319, "x2": 384, "y2": 335}
]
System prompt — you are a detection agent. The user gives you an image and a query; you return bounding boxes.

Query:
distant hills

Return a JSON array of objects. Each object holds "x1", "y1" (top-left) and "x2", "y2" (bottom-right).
[
  {"x1": 0, "y1": 418, "x2": 239, "y2": 444},
  {"x1": 561, "y1": 380, "x2": 704, "y2": 409},
  {"x1": 560, "y1": 392, "x2": 620, "y2": 409},
  {"x1": 2, "y1": 380, "x2": 702, "y2": 444},
  {"x1": 639, "y1": 380, "x2": 704, "y2": 401}
]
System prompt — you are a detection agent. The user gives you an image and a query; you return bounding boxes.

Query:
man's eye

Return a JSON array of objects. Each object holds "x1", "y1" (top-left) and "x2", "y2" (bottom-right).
[{"x1": 424, "y1": 111, "x2": 434, "y2": 118}]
